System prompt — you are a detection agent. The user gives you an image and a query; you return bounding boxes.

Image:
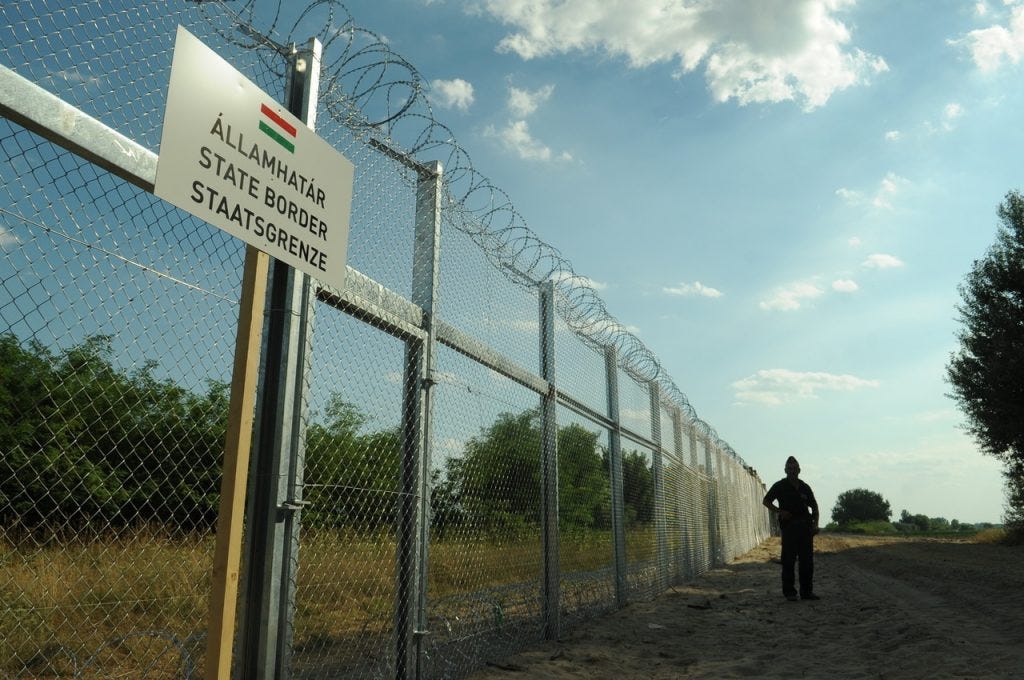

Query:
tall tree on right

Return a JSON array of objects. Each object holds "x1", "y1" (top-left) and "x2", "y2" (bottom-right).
[{"x1": 947, "y1": 190, "x2": 1024, "y2": 527}]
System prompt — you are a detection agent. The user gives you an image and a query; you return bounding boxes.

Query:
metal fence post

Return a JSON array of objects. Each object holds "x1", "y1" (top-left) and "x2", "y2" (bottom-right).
[
  {"x1": 717, "y1": 452, "x2": 726, "y2": 563},
  {"x1": 671, "y1": 407, "x2": 690, "y2": 582},
  {"x1": 703, "y1": 437, "x2": 720, "y2": 567},
  {"x1": 604, "y1": 346, "x2": 627, "y2": 606},
  {"x1": 720, "y1": 452, "x2": 730, "y2": 561},
  {"x1": 687, "y1": 424, "x2": 703, "y2": 571},
  {"x1": 688, "y1": 425, "x2": 699, "y2": 470},
  {"x1": 539, "y1": 280, "x2": 560, "y2": 640},
  {"x1": 397, "y1": 159, "x2": 443, "y2": 680},
  {"x1": 239, "y1": 37, "x2": 321, "y2": 680},
  {"x1": 648, "y1": 382, "x2": 667, "y2": 590}
]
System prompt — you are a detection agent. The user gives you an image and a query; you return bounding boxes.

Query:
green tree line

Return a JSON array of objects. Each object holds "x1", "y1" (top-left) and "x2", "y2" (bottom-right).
[
  {"x1": 431, "y1": 409, "x2": 655, "y2": 538},
  {"x1": 0, "y1": 334, "x2": 228, "y2": 533},
  {"x1": 828, "y1": 488, "x2": 980, "y2": 533},
  {"x1": 1, "y1": 334, "x2": 654, "y2": 537}
]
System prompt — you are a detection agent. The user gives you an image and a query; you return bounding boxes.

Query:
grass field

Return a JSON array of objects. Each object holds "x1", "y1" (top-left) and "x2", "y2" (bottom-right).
[{"x1": 1, "y1": 525, "x2": 661, "y2": 677}]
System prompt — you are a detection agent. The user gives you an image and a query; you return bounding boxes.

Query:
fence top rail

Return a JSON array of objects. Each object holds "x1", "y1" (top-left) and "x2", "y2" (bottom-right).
[{"x1": 0, "y1": 63, "x2": 157, "y2": 192}]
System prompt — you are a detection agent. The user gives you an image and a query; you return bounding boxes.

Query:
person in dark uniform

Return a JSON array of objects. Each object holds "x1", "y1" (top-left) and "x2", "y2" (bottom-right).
[{"x1": 762, "y1": 456, "x2": 820, "y2": 601}]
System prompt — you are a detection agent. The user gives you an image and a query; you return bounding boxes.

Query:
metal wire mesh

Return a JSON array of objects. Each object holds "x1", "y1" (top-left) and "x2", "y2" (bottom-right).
[
  {"x1": 1, "y1": 1, "x2": 771, "y2": 678},
  {"x1": 0, "y1": 81, "x2": 241, "y2": 680},
  {"x1": 424, "y1": 346, "x2": 545, "y2": 679}
]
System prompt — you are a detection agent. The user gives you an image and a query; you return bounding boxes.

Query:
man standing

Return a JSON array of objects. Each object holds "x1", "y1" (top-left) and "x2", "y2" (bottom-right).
[{"x1": 762, "y1": 456, "x2": 820, "y2": 601}]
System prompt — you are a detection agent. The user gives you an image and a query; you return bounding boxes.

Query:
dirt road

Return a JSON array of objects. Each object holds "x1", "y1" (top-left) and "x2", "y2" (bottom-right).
[{"x1": 469, "y1": 535, "x2": 1024, "y2": 679}]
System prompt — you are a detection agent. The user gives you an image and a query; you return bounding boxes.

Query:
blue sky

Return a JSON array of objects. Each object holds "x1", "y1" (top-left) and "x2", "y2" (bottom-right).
[
  {"x1": 319, "y1": 0, "x2": 1024, "y2": 525},
  {"x1": 6, "y1": 0, "x2": 1015, "y2": 525}
]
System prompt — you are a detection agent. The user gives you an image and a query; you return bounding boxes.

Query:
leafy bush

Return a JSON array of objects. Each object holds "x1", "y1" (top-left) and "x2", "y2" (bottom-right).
[
  {"x1": 831, "y1": 488, "x2": 892, "y2": 525},
  {"x1": 0, "y1": 334, "x2": 228, "y2": 533}
]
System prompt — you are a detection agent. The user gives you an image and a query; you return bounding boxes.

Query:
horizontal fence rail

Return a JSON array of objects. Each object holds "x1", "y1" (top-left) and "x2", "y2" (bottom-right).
[{"x1": 0, "y1": 1, "x2": 772, "y2": 678}]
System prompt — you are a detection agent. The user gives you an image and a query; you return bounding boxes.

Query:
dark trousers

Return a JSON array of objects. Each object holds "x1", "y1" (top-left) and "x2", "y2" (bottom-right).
[{"x1": 780, "y1": 520, "x2": 814, "y2": 596}]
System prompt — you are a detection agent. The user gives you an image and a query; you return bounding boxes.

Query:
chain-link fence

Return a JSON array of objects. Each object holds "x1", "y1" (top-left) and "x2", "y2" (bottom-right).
[{"x1": 0, "y1": 1, "x2": 771, "y2": 678}]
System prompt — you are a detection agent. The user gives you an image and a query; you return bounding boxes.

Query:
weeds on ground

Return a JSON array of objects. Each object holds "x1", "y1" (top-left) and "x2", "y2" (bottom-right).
[{"x1": 974, "y1": 526, "x2": 1024, "y2": 546}]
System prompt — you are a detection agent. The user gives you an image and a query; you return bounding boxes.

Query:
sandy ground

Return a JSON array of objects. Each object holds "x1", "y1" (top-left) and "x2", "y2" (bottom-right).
[{"x1": 469, "y1": 534, "x2": 1024, "y2": 679}]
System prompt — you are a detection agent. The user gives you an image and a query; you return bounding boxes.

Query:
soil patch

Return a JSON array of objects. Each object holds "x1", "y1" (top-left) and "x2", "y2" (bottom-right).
[{"x1": 469, "y1": 534, "x2": 1024, "y2": 679}]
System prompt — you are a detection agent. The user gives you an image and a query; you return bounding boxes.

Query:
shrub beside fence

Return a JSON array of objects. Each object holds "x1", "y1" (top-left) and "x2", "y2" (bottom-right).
[{"x1": 0, "y1": 1, "x2": 771, "y2": 677}]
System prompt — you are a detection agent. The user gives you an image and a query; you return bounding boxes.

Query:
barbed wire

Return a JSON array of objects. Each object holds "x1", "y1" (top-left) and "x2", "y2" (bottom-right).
[{"x1": 203, "y1": 0, "x2": 747, "y2": 468}]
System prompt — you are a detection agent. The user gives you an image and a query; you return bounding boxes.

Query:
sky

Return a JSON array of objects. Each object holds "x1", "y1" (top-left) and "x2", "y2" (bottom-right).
[
  {"x1": 312, "y1": 0, "x2": 1024, "y2": 525},
  {"x1": 5, "y1": 0, "x2": 1016, "y2": 526}
]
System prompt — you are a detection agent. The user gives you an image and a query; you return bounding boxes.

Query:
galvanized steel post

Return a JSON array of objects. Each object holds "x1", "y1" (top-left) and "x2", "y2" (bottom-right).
[
  {"x1": 702, "y1": 434, "x2": 720, "y2": 567},
  {"x1": 671, "y1": 407, "x2": 691, "y2": 581},
  {"x1": 688, "y1": 425, "x2": 705, "y2": 571},
  {"x1": 539, "y1": 279, "x2": 560, "y2": 640},
  {"x1": 604, "y1": 346, "x2": 627, "y2": 606},
  {"x1": 239, "y1": 37, "x2": 322, "y2": 680},
  {"x1": 649, "y1": 382, "x2": 667, "y2": 590},
  {"x1": 397, "y1": 159, "x2": 443, "y2": 680}
]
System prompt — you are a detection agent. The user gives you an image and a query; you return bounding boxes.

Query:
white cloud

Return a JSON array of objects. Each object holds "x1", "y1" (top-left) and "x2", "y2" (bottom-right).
[
  {"x1": 484, "y1": 120, "x2": 573, "y2": 162},
  {"x1": 439, "y1": 437, "x2": 466, "y2": 458},
  {"x1": 955, "y1": 5, "x2": 1024, "y2": 72},
  {"x1": 551, "y1": 271, "x2": 607, "y2": 290},
  {"x1": 848, "y1": 236, "x2": 862, "y2": 247},
  {"x1": 943, "y1": 102, "x2": 965, "y2": 131},
  {"x1": 862, "y1": 253, "x2": 905, "y2": 269},
  {"x1": 759, "y1": 281, "x2": 823, "y2": 311},
  {"x1": 836, "y1": 187, "x2": 862, "y2": 203},
  {"x1": 52, "y1": 68, "x2": 103, "y2": 87},
  {"x1": 0, "y1": 226, "x2": 18, "y2": 250},
  {"x1": 884, "y1": 130, "x2": 901, "y2": 141},
  {"x1": 976, "y1": 2, "x2": 988, "y2": 18},
  {"x1": 925, "y1": 102, "x2": 965, "y2": 133},
  {"x1": 430, "y1": 78, "x2": 475, "y2": 111},
  {"x1": 663, "y1": 281, "x2": 723, "y2": 298},
  {"x1": 732, "y1": 368, "x2": 879, "y2": 406},
  {"x1": 840, "y1": 172, "x2": 908, "y2": 209},
  {"x1": 832, "y1": 278, "x2": 858, "y2": 292},
  {"x1": 508, "y1": 84, "x2": 555, "y2": 117},
  {"x1": 480, "y1": 0, "x2": 887, "y2": 111},
  {"x1": 873, "y1": 172, "x2": 908, "y2": 208},
  {"x1": 620, "y1": 407, "x2": 651, "y2": 426},
  {"x1": 589, "y1": 318, "x2": 641, "y2": 336}
]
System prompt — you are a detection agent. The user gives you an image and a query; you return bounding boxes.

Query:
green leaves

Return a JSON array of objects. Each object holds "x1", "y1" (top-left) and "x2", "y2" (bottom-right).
[
  {"x1": 831, "y1": 488, "x2": 891, "y2": 526},
  {"x1": 0, "y1": 334, "x2": 227, "y2": 533},
  {"x1": 437, "y1": 409, "x2": 652, "y2": 536},
  {"x1": 948, "y1": 190, "x2": 1024, "y2": 464},
  {"x1": 1, "y1": 333, "x2": 652, "y2": 539}
]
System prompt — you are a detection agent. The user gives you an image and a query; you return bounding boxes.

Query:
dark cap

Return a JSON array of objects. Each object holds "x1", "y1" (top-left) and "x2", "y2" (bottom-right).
[{"x1": 785, "y1": 456, "x2": 799, "y2": 467}]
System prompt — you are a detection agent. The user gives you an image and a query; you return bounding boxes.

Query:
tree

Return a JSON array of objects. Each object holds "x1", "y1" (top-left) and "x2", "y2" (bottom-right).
[
  {"x1": 619, "y1": 450, "x2": 654, "y2": 526},
  {"x1": 947, "y1": 191, "x2": 1024, "y2": 522},
  {"x1": 438, "y1": 409, "x2": 612, "y2": 536},
  {"x1": 0, "y1": 333, "x2": 230, "y2": 533},
  {"x1": 303, "y1": 395, "x2": 401, "y2": 532},
  {"x1": 831, "y1": 488, "x2": 891, "y2": 525},
  {"x1": 449, "y1": 409, "x2": 543, "y2": 534},
  {"x1": 556, "y1": 423, "x2": 610, "y2": 530},
  {"x1": 899, "y1": 509, "x2": 930, "y2": 532},
  {"x1": 1005, "y1": 460, "x2": 1024, "y2": 534}
]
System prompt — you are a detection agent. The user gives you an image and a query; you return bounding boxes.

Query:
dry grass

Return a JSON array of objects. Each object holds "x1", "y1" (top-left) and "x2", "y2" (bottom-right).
[
  {"x1": 971, "y1": 527, "x2": 1007, "y2": 544},
  {"x1": 1, "y1": 529, "x2": 212, "y2": 678},
  {"x1": 3, "y1": 526, "x2": 653, "y2": 677}
]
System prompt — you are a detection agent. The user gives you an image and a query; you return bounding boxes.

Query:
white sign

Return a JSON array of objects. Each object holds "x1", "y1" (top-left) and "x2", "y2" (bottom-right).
[{"x1": 155, "y1": 26, "x2": 353, "y2": 291}]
